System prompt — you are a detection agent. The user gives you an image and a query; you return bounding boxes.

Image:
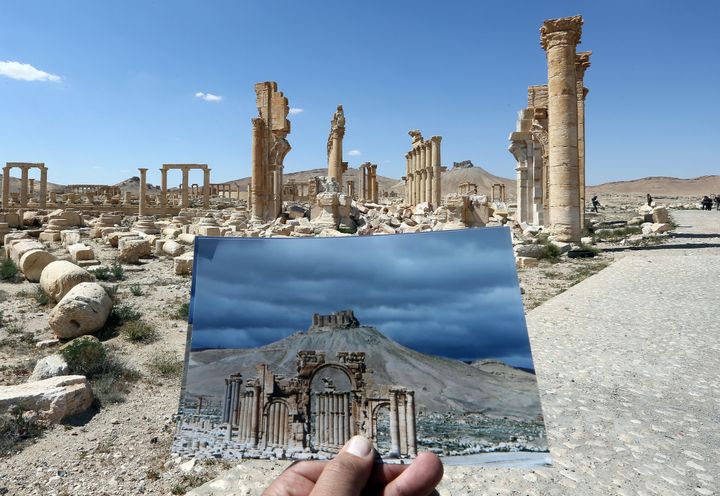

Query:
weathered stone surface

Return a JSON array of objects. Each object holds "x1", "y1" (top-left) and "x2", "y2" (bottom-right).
[
  {"x1": 67, "y1": 243, "x2": 95, "y2": 262},
  {"x1": 40, "y1": 260, "x2": 94, "y2": 302},
  {"x1": 0, "y1": 375, "x2": 93, "y2": 424},
  {"x1": 652, "y1": 206, "x2": 669, "y2": 224},
  {"x1": 550, "y1": 240, "x2": 571, "y2": 254},
  {"x1": 162, "y1": 240, "x2": 184, "y2": 256},
  {"x1": 8, "y1": 239, "x2": 45, "y2": 265},
  {"x1": 18, "y1": 248, "x2": 57, "y2": 282},
  {"x1": 177, "y1": 233, "x2": 196, "y2": 245},
  {"x1": 516, "y1": 256, "x2": 539, "y2": 268},
  {"x1": 651, "y1": 222, "x2": 672, "y2": 233},
  {"x1": 118, "y1": 238, "x2": 151, "y2": 264},
  {"x1": 515, "y1": 244, "x2": 546, "y2": 258},
  {"x1": 48, "y1": 282, "x2": 113, "y2": 339},
  {"x1": 27, "y1": 354, "x2": 69, "y2": 382},
  {"x1": 174, "y1": 252, "x2": 194, "y2": 275}
]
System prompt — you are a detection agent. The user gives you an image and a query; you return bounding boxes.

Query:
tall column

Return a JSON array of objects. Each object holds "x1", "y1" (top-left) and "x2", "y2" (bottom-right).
[
  {"x1": 1, "y1": 167, "x2": 7, "y2": 209},
  {"x1": 541, "y1": 15, "x2": 583, "y2": 242},
  {"x1": 425, "y1": 166, "x2": 433, "y2": 207},
  {"x1": 398, "y1": 393, "x2": 407, "y2": 455},
  {"x1": 370, "y1": 165, "x2": 378, "y2": 203},
  {"x1": 272, "y1": 170, "x2": 282, "y2": 218},
  {"x1": 181, "y1": 168, "x2": 189, "y2": 208},
  {"x1": 431, "y1": 136, "x2": 442, "y2": 206},
  {"x1": 251, "y1": 385, "x2": 261, "y2": 447},
  {"x1": 39, "y1": 167, "x2": 47, "y2": 209},
  {"x1": 407, "y1": 391, "x2": 417, "y2": 456},
  {"x1": 203, "y1": 168, "x2": 210, "y2": 208},
  {"x1": 413, "y1": 151, "x2": 420, "y2": 204},
  {"x1": 405, "y1": 154, "x2": 411, "y2": 204},
  {"x1": 359, "y1": 164, "x2": 367, "y2": 201},
  {"x1": 160, "y1": 169, "x2": 168, "y2": 212},
  {"x1": 19, "y1": 167, "x2": 29, "y2": 208},
  {"x1": 389, "y1": 390, "x2": 400, "y2": 457},
  {"x1": 418, "y1": 146, "x2": 427, "y2": 203},
  {"x1": 251, "y1": 118, "x2": 265, "y2": 220},
  {"x1": 138, "y1": 168, "x2": 148, "y2": 216},
  {"x1": 576, "y1": 51, "x2": 591, "y2": 229}
]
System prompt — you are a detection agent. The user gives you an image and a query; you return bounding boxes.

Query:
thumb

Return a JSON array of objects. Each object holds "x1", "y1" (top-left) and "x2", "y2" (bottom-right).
[{"x1": 310, "y1": 436, "x2": 375, "y2": 496}]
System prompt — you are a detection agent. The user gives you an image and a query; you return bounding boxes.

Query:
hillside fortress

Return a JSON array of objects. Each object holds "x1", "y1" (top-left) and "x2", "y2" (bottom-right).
[{"x1": 220, "y1": 310, "x2": 417, "y2": 458}]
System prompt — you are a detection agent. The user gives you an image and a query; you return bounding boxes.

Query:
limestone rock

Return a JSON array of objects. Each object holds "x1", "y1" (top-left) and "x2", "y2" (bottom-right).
[
  {"x1": 0, "y1": 375, "x2": 93, "y2": 424},
  {"x1": 19, "y1": 248, "x2": 57, "y2": 282},
  {"x1": 67, "y1": 243, "x2": 95, "y2": 262},
  {"x1": 40, "y1": 260, "x2": 94, "y2": 303},
  {"x1": 162, "y1": 240, "x2": 185, "y2": 257},
  {"x1": 28, "y1": 354, "x2": 69, "y2": 382},
  {"x1": 651, "y1": 223, "x2": 672, "y2": 233},
  {"x1": 515, "y1": 244, "x2": 546, "y2": 259},
  {"x1": 550, "y1": 240, "x2": 571, "y2": 254},
  {"x1": 174, "y1": 252, "x2": 194, "y2": 275},
  {"x1": 516, "y1": 256, "x2": 539, "y2": 268},
  {"x1": 48, "y1": 282, "x2": 113, "y2": 339},
  {"x1": 118, "y1": 238, "x2": 151, "y2": 264},
  {"x1": 652, "y1": 206, "x2": 669, "y2": 224}
]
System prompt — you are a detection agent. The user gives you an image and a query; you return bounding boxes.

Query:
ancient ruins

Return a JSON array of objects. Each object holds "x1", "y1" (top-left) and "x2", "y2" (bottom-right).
[
  {"x1": 326, "y1": 105, "x2": 348, "y2": 187},
  {"x1": 509, "y1": 15, "x2": 590, "y2": 242},
  {"x1": 403, "y1": 131, "x2": 444, "y2": 207},
  {"x1": 250, "y1": 82, "x2": 291, "y2": 222}
]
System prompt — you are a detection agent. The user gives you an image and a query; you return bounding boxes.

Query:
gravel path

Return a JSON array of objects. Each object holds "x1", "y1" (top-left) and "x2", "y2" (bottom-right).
[{"x1": 190, "y1": 210, "x2": 720, "y2": 495}]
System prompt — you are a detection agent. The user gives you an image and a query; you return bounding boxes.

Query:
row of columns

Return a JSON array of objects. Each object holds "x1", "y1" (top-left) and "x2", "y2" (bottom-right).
[
  {"x1": 404, "y1": 135, "x2": 442, "y2": 207},
  {"x1": 315, "y1": 392, "x2": 352, "y2": 449},
  {"x1": 458, "y1": 182, "x2": 478, "y2": 195},
  {"x1": 2, "y1": 163, "x2": 48, "y2": 209},
  {"x1": 265, "y1": 401, "x2": 290, "y2": 448},
  {"x1": 222, "y1": 375, "x2": 260, "y2": 446},
  {"x1": 388, "y1": 388, "x2": 417, "y2": 458},
  {"x1": 491, "y1": 183, "x2": 507, "y2": 203},
  {"x1": 358, "y1": 163, "x2": 378, "y2": 203}
]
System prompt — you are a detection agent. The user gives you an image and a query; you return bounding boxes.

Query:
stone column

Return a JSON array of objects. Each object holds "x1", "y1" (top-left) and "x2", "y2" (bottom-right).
[
  {"x1": 425, "y1": 146, "x2": 433, "y2": 206},
  {"x1": 160, "y1": 169, "x2": 168, "y2": 212},
  {"x1": 576, "y1": 51, "x2": 591, "y2": 229},
  {"x1": 29, "y1": 178, "x2": 35, "y2": 195},
  {"x1": 203, "y1": 168, "x2": 210, "y2": 208},
  {"x1": 180, "y1": 168, "x2": 190, "y2": 208},
  {"x1": 541, "y1": 15, "x2": 583, "y2": 242},
  {"x1": 407, "y1": 391, "x2": 417, "y2": 456},
  {"x1": 370, "y1": 165, "x2": 378, "y2": 203},
  {"x1": 251, "y1": 118, "x2": 265, "y2": 220},
  {"x1": 138, "y1": 168, "x2": 148, "y2": 216},
  {"x1": 418, "y1": 146, "x2": 427, "y2": 203},
  {"x1": 413, "y1": 151, "x2": 421, "y2": 205},
  {"x1": 389, "y1": 390, "x2": 400, "y2": 457},
  {"x1": 19, "y1": 167, "x2": 29, "y2": 208},
  {"x1": 39, "y1": 167, "x2": 48, "y2": 209},
  {"x1": 404, "y1": 154, "x2": 411, "y2": 204},
  {"x1": 431, "y1": 136, "x2": 442, "y2": 206},
  {"x1": 2, "y1": 166, "x2": 9, "y2": 209}
]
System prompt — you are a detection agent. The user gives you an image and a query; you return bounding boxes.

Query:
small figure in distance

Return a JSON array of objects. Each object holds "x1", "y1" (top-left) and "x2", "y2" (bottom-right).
[
  {"x1": 646, "y1": 193, "x2": 653, "y2": 207},
  {"x1": 263, "y1": 435, "x2": 443, "y2": 496},
  {"x1": 701, "y1": 195, "x2": 713, "y2": 211},
  {"x1": 591, "y1": 195, "x2": 601, "y2": 213},
  {"x1": 714, "y1": 194, "x2": 720, "y2": 211}
]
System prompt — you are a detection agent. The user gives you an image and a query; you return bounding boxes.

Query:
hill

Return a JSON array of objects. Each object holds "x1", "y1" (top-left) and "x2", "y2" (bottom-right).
[
  {"x1": 588, "y1": 175, "x2": 720, "y2": 196},
  {"x1": 186, "y1": 325, "x2": 541, "y2": 420}
]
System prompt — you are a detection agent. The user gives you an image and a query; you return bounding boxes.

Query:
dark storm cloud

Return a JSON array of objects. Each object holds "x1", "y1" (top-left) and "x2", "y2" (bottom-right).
[{"x1": 189, "y1": 228, "x2": 535, "y2": 369}]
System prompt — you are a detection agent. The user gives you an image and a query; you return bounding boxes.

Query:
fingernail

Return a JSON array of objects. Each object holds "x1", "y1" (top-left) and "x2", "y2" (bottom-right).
[{"x1": 345, "y1": 435, "x2": 372, "y2": 457}]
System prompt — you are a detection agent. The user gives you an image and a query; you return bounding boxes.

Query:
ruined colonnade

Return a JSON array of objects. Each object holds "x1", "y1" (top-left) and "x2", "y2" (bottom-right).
[
  {"x1": 403, "y1": 132, "x2": 443, "y2": 207},
  {"x1": 159, "y1": 164, "x2": 210, "y2": 211},
  {"x1": 358, "y1": 163, "x2": 378, "y2": 203},
  {"x1": 2, "y1": 162, "x2": 47, "y2": 209}
]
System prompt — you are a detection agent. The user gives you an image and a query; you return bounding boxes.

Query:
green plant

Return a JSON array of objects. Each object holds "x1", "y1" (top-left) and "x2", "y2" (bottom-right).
[
  {"x1": 34, "y1": 287, "x2": 49, "y2": 306},
  {"x1": 92, "y1": 265, "x2": 112, "y2": 281},
  {"x1": 110, "y1": 262, "x2": 124, "y2": 281},
  {"x1": 0, "y1": 310, "x2": 4, "y2": 328},
  {"x1": 120, "y1": 320, "x2": 158, "y2": 343},
  {"x1": 176, "y1": 302, "x2": 190, "y2": 321},
  {"x1": 538, "y1": 241, "x2": 561, "y2": 260},
  {"x1": 0, "y1": 407, "x2": 45, "y2": 452},
  {"x1": 147, "y1": 353, "x2": 184, "y2": 379},
  {"x1": 113, "y1": 304, "x2": 142, "y2": 322},
  {"x1": 60, "y1": 336, "x2": 107, "y2": 376},
  {"x1": 0, "y1": 258, "x2": 19, "y2": 281},
  {"x1": 129, "y1": 283, "x2": 143, "y2": 296},
  {"x1": 100, "y1": 283, "x2": 119, "y2": 302}
]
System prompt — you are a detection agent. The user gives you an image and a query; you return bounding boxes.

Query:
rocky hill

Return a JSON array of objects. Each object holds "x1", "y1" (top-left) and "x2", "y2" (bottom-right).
[
  {"x1": 0, "y1": 176, "x2": 65, "y2": 194},
  {"x1": 588, "y1": 175, "x2": 720, "y2": 196},
  {"x1": 186, "y1": 324, "x2": 541, "y2": 420}
]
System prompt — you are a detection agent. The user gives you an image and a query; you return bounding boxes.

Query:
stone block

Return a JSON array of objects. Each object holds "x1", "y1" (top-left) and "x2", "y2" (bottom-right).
[
  {"x1": 174, "y1": 253, "x2": 194, "y2": 275},
  {"x1": 27, "y1": 354, "x2": 69, "y2": 382},
  {"x1": 67, "y1": 243, "x2": 95, "y2": 262},
  {"x1": 19, "y1": 249, "x2": 57, "y2": 282},
  {"x1": 38, "y1": 231, "x2": 61, "y2": 242},
  {"x1": 0, "y1": 375, "x2": 93, "y2": 424},
  {"x1": 40, "y1": 260, "x2": 94, "y2": 303},
  {"x1": 162, "y1": 240, "x2": 184, "y2": 257},
  {"x1": 516, "y1": 256, "x2": 539, "y2": 268},
  {"x1": 198, "y1": 226, "x2": 222, "y2": 236},
  {"x1": 177, "y1": 233, "x2": 196, "y2": 245},
  {"x1": 652, "y1": 206, "x2": 669, "y2": 224},
  {"x1": 118, "y1": 238, "x2": 151, "y2": 264},
  {"x1": 60, "y1": 230, "x2": 82, "y2": 247},
  {"x1": 48, "y1": 282, "x2": 113, "y2": 339}
]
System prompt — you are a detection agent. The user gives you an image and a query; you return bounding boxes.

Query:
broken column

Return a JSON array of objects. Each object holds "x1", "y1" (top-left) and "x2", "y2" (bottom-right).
[
  {"x1": 541, "y1": 15, "x2": 583, "y2": 242},
  {"x1": 138, "y1": 168, "x2": 148, "y2": 216},
  {"x1": 327, "y1": 105, "x2": 347, "y2": 187},
  {"x1": 250, "y1": 82, "x2": 291, "y2": 222},
  {"x1": 575, "y1": 51, "x2": 591, "y2": 228}
]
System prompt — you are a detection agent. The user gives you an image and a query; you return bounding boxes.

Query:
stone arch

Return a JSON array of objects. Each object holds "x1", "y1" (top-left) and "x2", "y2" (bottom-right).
[
  {"x1": 308, "y1": 364, "x2": 354, "y2": 451},
  {"x1": 308, "y1": 363, "x2": 356, "y2": 391},
  {"x1": 263, "y1": 399, "x2": 290, "y2": 448}
]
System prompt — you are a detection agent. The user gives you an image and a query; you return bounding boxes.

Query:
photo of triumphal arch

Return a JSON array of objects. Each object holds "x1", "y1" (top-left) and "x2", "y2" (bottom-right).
[{"x1": 173, "y1": 229, "x2": 550, "y2": 466}]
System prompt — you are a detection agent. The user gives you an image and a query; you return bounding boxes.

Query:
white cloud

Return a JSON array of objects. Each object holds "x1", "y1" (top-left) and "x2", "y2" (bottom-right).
[
  {"x1": 348, "y1": 150, "x2": 362, "y2": 157},
  {"x1": 195, "y1": 92, "x2": 222, "y2": 102},
  {"x1": 288, "y1": 108, "x2": 304, "y2": 115},
  {"x1": 0, "y1": 61, "x2": 61, "y2": 82}
]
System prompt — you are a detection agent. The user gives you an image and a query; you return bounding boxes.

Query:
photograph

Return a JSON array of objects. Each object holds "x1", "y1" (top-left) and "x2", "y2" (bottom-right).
[{"x1": 173, "y1": 227, "x2": 550, "y2": 467}]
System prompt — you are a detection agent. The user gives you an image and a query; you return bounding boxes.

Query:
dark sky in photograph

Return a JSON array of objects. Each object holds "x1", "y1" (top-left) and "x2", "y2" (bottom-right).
[{"x1": 189, "y1": 228, "x2": 535, "y2": 368}]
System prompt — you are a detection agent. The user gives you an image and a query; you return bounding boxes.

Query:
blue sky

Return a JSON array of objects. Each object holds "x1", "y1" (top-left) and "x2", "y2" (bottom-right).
[
  {"x1": 1, "y1": 1, "x2": 718, "y2": 187},
  {"x1": 189, "y1": 228, "x2": 535, "y2": 368}
]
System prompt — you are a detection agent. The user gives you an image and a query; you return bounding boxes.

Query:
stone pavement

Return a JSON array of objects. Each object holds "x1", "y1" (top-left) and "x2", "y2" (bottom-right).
[{"x1": 189, "y1": 210, "x2": 720, "y2": 495}]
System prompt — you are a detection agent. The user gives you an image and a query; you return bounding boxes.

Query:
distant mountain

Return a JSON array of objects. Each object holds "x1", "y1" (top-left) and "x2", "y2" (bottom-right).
[
  {"x1": 112, "y1": 176, "x2": 160, "y2": 194},
  {"x1": 0, "y1": 176, "x2": 64, "y2": 194},
  {"x1": 186, "y1": 325, "x2": 542, "y2": 420},
  {"x1": 589, "y1": 175, "x2": 720, "y2": 196}
]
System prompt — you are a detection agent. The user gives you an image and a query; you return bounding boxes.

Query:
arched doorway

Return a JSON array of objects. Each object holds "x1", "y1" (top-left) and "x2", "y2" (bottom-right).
[
  {"x1": 309, "y1": 364, "x2": 353, "y2": 452},
  {"x1": 371, "y1": 402, "x2": 392, "y2": 456},
  {"x1": 264, "y1": 400, "x2": 289, "y2": 448}
]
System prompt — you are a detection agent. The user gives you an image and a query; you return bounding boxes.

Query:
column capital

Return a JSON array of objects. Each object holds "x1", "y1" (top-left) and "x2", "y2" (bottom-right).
[
  {"x1": 430, "y1": 135, "x2": 442, "y2": 144},
  {"x1": 138, "y1": 167, "x2": 148, "y2": 173},
  {"x1": 540, "y1": 15, "x2": 583, "y2": 51},
  {"x1": 575, "y1": 50, "x2": 592, "y2": 79}
]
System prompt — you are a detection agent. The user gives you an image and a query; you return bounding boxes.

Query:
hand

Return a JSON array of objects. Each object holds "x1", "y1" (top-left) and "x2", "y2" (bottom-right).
[{"x1": 263, "y1": 435, "x2": 443, "y2": 496}]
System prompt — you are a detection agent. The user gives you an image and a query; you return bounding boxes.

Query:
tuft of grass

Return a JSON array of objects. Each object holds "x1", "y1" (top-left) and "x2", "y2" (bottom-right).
[
  {"x1": 147, "y1": 353, "x2": 184, "y2": 379},
  {"x1": 113, "y1": 304, "x2": 141, "y2": 322},
  {"x1": 0, "y1": 258, "x2": 20, "y2": 281},
  {"x1": 120, "y1": 320, "x2": 158, "y2": 344},
  {"x1": 110, "y1": 262, "x2": 124, "y2": 281},
  {"x1": 91, "y1": 265, "x2": 112, "y2": 281},
  {"x1": 0, "y1": 407, "x2": 45, "y2": 453},
  {"x1": 538, "y1": 241, "x2": 561, "y2": 260},
  {"x1": 34, "y1": 286, "x2": 50, "y2": 306},
  {"x1": 60, "y1": 336, "x2": 107, "y2": 377},
  {"x1": 176, "y1": 302, "x2": 190, "y2": 321},
  {"x1": 129, "y1": 283, "x2": 143, "y2": 296}
]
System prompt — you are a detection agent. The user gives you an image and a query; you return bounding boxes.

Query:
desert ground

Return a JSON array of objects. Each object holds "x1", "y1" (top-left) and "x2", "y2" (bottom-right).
[{"x1": 0, "y1": 190, "x2": 717, "y2": 495}]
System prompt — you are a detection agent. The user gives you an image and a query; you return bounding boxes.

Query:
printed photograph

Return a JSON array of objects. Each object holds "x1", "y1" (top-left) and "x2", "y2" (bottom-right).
[{"x1": 173, "y1": 227, "x2": 550, "y2": 467}]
